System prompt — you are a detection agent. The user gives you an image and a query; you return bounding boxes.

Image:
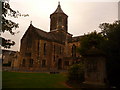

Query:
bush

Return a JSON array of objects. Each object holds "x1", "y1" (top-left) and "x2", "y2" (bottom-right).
[{"x1": 67, "y1": 62, "x2": 85, "y2": 83}]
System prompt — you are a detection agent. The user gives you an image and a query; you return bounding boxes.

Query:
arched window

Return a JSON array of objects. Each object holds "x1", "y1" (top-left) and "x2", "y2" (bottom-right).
[
  {"x1": 72, "y1": 44, "x2": 76, "y2": 57},
  {"x1": 42, "y1": 60, "x2": 46, "y2": 67},
  {"x1": 44, "y1": 43, "x2": 46, "y2": 56},
  {"x1": 29, "y1": 59, "x2": 33, "y2": 67},
  {"x1": 22, "y1": 59, "x2": 26, "y2": 67},
  {"x1": 53, "y1": 45, "x2": 55, "y2": 61},
  {"x1": 38, "y1": 41, "x2": 40, "y2": 57}
]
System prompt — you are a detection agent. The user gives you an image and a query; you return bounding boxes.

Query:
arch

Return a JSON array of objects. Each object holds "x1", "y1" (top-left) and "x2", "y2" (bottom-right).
[
  {"x1": 58, "y1": 59, "x2": 62, "y2": 70},
  {"x1": 72, "y1": 44, "x2": 76, "y2": 57},
  {"x1": 44, "y1": 43, "x2": 46, "y2": 55},
  {"x1": 22, "y1": 59, "x2": 26, "y2": 67},
  {"x1": 42, "y1": 60, "x2": 46, "y2": 67},
  {"x1": 29, "y1": 59, "x2": 33, "y2": 67}
]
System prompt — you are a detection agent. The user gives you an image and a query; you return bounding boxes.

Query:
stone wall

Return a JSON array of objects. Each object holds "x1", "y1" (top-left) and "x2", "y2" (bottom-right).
[{"x1": 84, "y1": 48, "x2": 107, "y2": 86}]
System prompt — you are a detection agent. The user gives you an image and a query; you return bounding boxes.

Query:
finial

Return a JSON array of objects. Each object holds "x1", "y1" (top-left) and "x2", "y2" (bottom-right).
[
  {"x1": 58, "y1": 1, "x2": 60, "y2": 5},
  {"x1": 30, "y1": 21, "x2": 32, "y2": 25}
]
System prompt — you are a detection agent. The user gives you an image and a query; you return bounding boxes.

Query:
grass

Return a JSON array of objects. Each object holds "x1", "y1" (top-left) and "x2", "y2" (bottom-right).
[{"x1": 2, "y1": 71, "x2": 69, "y2": 88}]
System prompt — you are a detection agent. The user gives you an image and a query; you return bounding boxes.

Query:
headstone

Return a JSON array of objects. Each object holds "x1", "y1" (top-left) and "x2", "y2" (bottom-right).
[{"x1": 83, "y1": 47, "x2": 107, "y2": 86}]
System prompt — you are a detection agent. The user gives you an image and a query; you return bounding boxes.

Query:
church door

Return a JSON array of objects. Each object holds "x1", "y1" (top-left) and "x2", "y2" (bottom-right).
[{"x1": 58, "y1": 59, "x2": 62, "y2": 70}]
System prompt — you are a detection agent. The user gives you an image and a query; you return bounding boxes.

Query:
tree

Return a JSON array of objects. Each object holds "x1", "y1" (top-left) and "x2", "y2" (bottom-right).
[
  {"x1": 0, "y1": 0, "x2": 28, "y2": 48},
  {"x1": 99, "y1": 20, "x2": 120, "y2": 88},
  {"x1": 78, "y1": 31, "x2": 105, "y2": 56},
  {"x1": 67, "y1": 62, "x2": 85, "y2": 83},
  {"x1": 78, "y1": 21, "x2": 120, "y2": 88}
]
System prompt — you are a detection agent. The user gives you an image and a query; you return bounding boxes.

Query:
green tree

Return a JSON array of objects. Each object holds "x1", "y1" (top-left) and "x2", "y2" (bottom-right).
[
  {"x1": 99, "y1": 20, "x2": 120, "y2": 88},
  {"x1": 67, "y1": 62, "x2": 85, "y2": 83},
  {"x1": 0, "y1": 0, "x2": 28, "y2": 48},
  {"x1": 78, "y1": 21, "x2": 120, "y2": 87},
  {"x1": 78, "y1": 31, "x2": 105, "y2": 56}
]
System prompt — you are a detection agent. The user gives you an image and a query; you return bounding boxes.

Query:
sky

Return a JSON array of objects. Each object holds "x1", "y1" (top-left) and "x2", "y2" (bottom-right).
[{"x1": 1, "y1": 0, "x2": 119, "y2": 51}]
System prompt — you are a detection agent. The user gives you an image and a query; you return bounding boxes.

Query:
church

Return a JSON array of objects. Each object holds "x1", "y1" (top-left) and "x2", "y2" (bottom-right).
[
  {"x1": 3, "y1": 2, "x2": 107, "y2": 85},
  {"x1": 18, "y1": 2, "x2": 82, "y2": 71}
]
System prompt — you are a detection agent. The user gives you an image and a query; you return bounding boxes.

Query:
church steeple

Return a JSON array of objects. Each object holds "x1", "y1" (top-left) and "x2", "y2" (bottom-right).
[
  {"x1": 53, "y1": 2, "x2": 66, "y2": 15},
  {"x1": 50, "y1": 2, "x2": 68, "y2": 32},
  {"x1": 58, "y1": 1, "x2": 60, "y2": 5}
]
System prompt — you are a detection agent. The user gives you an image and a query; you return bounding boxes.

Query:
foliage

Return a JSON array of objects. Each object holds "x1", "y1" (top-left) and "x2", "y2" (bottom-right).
[
  {"x1": 67, "y1": 62, "x2": 85, "y2": 83},
  {"x1": 0, "y1": 0, "x2": 28, "y2": 48},
  {"x1": 78, "y1": 31, "x2": 105, "y2": 56},
  {"x1": 99, "y1": 20, "x2": 120, "y2": 88},
  {"x1": 1, "y1": 37, "x2": 15, "y2": 48},
  {"x1": 3, "y1": 72, "x2": 67, "y2": 88},
  {"x1": 77, "y1": 20, "x2": 120, "y2": 87}
]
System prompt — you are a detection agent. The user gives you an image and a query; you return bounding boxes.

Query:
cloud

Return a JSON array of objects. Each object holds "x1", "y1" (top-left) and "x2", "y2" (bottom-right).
[{"x1": 2, "y1": 1, "x2": 118, "y2": 51}]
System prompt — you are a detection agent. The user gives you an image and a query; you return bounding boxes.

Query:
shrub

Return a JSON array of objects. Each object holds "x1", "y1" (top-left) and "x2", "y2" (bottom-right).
[{"x1": 67, "y1": 62, "x2": 85, "y2": 83}]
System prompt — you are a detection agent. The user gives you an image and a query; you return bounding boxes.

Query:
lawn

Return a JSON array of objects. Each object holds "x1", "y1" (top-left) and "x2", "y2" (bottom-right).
[{"x1": 2, "y1": 71, "x2": 69, "y2": 88}]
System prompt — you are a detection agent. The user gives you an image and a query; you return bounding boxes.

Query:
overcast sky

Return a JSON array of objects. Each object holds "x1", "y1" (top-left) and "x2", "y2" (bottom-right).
[{"x1": 1, "y1": 0, "x2": 119, "y2": 51}]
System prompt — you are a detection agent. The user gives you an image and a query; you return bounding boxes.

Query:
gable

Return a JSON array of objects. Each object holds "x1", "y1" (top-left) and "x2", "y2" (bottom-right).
[{"x1": 21, "y1": 25, "x2": 39, "y2": 42}]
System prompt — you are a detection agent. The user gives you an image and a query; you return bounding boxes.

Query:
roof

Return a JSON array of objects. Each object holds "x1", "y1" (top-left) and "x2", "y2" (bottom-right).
[
  {"x1": 51, "y1": 2, "x2": 67, "y2": 16},
  {"x1": 2, "y1": 49, "x2": 17, "y2": 55},
  {"x1": 33, "y1": 26, "x2": 52, "y2": 40},
  {"x1": 68, "y1": 36, "x2": 84, "y2": 42},
  {"x1": 28, "y1": 24, "x2": 65, "y2": 44}
]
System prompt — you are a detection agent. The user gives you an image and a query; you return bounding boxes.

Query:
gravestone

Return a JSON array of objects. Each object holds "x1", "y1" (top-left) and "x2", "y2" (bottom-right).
[{"x1": 84, "y1": 47, "x2": 107, "y2": 86}]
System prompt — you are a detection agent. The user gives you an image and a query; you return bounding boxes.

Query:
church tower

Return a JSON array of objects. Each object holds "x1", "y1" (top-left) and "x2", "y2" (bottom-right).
[{"x1": 50, "y1": 2, "x2": 68, "y2": 32}]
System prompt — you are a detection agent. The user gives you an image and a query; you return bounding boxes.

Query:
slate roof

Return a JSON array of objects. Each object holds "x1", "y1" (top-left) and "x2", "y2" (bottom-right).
[
  {"x1": 29, "y1": 24, "x2": 65, "y2": 44},
  {"x1": 33, "y1": 26, "x2": 52, "y2": 40},
  {"x1": 69, "y1": 36, "x2": 84, "y2": 42},
  {"x1": 23, "y1": 24, "x2": 83, "y2": 44},
  {"x1": 51, "y1": 2, "x2": 67, "y2": 16},
  {"x1": 2, "y1": 49, "x2": 17, "y2": 56}
]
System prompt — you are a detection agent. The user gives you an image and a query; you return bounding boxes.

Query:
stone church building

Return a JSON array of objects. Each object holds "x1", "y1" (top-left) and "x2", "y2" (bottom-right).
[
  {"x1": 9, "y1": 2, "x2": 107, "y2": 85},
  {"x1": 19, "y1": 3, "x2": 82, "y2": 71}
]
